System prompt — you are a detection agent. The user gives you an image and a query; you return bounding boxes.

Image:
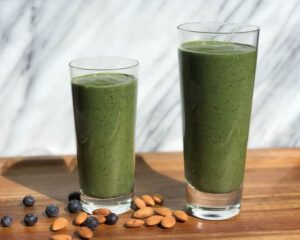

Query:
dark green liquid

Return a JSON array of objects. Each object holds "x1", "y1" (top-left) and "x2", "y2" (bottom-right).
[
  {"x1": 72, "y1": 73, "x2": 137, "y2": 198},
  {"x1": 179, "y1": 41, "x2": 257, "y2": 193}
]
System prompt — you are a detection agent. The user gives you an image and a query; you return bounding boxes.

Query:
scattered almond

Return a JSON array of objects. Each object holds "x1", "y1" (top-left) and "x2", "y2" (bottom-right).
[
  {"x1": 154, "y1": 207, "x2": 173, "y2": 217},
  {"x1": 152, "y1": 194, "x2": 164, "y2": 204},
  {"x1": 124, "y1": 194, "x2": 187, "y2": 229},
  {"x1": 95, "y1": 214, "x2": 106, "y2": 224},
  {"x1": 51, "y1": 217, "x2": 69, "y2": 231},
  {"x1": 76, "y1": 226, "x2": 93, "y2": 239},
  {"x1": 92, "y1": 208, "x2": 111, "y2": 216},
  {"x1": 74, "y1": 212, "x2": 88, "y2": 225},
  {"x1": 161, "y1": 216, "x2": 176, "y2": 229},
  {"x1": 142, "y1": 195, "x2": 155, "y2": 206},
  {"x1": 133, "y1": 196, "x2": 146, "y2": 209},
  {"x1": 173, "y1": 210, "x2": 188, "y2": 222},
  {"x1": 145, "y1": 215, "x2": 163, "y2": 226},
  {"x1": 50, "y1": 234, "x2": 72, "y2": 240},
  {"x1": 125, "y1": 219, "x2": 144, "y2": 228},
  {"x1": 133, "y1": 207, "x2": 154, "y2": 219}
]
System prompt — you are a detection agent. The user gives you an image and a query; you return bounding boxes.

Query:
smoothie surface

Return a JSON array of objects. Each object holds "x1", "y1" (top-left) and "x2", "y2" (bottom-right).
[
  {"x1": 179, "y1": 40, "x2": 255, "y2": 54},
  {"x1": 72, "y1": 72, "x2": 135, "y2": 87}
]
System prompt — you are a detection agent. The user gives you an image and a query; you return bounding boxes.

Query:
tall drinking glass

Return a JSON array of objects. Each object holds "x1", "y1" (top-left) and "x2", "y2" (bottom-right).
[
  {"x1": 70, "y1": 57, "x2": 138, "y2": 214},
  {"x1": 178, "y1": 22, "x2": 259, "y2": 220}
]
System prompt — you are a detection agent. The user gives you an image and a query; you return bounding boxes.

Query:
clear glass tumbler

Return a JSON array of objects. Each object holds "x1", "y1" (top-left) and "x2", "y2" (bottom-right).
[
  {"x1": 178, "y1": 22, "x2": 259, "y2": 220},
  {"x1": 69, "y1": 57, "x2": 138, "y2": 214}
]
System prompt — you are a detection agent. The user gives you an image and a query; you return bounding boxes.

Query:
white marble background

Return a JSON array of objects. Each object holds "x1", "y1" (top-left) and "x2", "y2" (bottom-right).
[{"x1": 0, "y1": 0, "x2": 299, "y2": 156}]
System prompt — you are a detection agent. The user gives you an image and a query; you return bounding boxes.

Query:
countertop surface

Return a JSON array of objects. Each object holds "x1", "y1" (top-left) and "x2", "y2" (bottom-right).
[{"x1": 0, "y1": 149, "x2": 300, "y2": 239}]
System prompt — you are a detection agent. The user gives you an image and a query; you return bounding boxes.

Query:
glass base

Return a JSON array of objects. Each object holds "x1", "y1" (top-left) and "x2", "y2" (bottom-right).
[
  {"x1": 80, "y1": 191, "x2": 133, "y2": 215},
  {"x1": 185, "y1": 183, "x2": 242, "y2": 220}
]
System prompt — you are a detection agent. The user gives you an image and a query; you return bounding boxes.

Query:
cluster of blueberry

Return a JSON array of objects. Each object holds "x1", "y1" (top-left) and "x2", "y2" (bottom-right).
[{"x1": 0, "y1": 191, "x2": 83, "y2": 227}]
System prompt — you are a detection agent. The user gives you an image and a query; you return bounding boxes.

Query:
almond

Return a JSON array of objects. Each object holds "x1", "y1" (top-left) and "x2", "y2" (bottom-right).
[
  {"x1": 145, "y1": 215, "x2": 163, "y2": 226},
  {"x1": 76, "y1": 226, "x2": 93, "y2": 239},
  {"x1": 51, "y1": 217, "x2": 69, "y2": 231},
  {"x1": 133, "y1": 196, "x2": 146, "y2": 209},
  {"x1": 92, "y1": 208, "x2": 111, "y2": 216},
  {"x1": 152, "y1": 194, "x2": 164, "y2": 204},
  {"x1": 50, "y1": 234, "x2": 72, "y2": 240},
  {"x1": 141, "y1": 195, "x2": 155, "y2": 206},
  {"x1": 133, "y1": 207, "x2": 154, "y2": 219},
  {"x1": 125, "y1": 219, "x2": 144, "y2": 228},
  {"x1": 154, "y1": 207, "x2": 173, "y2": 217},
  {"x1": 173, "y1": 210, "x2": 188, "y2": 222},
  {"x1": 95, "y1": 214, "x2": 106, "y2": 224},
  {"x1": 74, "y1": 212, "x2": 88, "y2": 225},
  {"x1": 161, "y1": 216, "x2": 176, "y2": 229}
]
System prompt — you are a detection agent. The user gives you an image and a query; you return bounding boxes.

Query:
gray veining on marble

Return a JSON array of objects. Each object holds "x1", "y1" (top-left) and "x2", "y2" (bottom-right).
[{"x1": 0, "y1": 0, "x2": 299, "y2": 156}]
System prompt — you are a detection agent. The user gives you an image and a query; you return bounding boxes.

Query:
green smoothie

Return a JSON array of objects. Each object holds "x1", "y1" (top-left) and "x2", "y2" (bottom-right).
[
  {"x1": 179, "y1": 41, "x2": 257, "y2": 194},
  {"x1": 72, "y1": 73, "x2": 137, "y2": 198}
]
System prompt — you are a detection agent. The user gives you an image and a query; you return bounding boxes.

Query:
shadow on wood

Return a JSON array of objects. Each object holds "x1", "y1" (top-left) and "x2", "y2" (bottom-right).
[
  {"x1": 0, "y1": 156, "x2": 78, "y2": 201},
  {"x1": 0, "y1": 155, "x2": 184, "y2": 207}
]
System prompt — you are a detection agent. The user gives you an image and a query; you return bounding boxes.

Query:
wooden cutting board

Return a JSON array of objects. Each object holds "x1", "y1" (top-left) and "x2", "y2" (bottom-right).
[{"x1": 0, "y1": 149, "x2": 300, "y2": 239}]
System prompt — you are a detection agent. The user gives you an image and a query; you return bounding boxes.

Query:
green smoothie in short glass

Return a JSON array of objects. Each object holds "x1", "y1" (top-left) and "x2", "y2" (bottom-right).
[
  {"x1": 72, "y1": 73, "x2": 137, "y2": 198},
  {"x1": 179, "y1": 40, "x2": 257, "y2": 194}
]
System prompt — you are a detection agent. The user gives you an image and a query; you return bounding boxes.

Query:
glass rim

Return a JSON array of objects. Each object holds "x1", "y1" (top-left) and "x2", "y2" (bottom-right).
[
  {"x1": 69, "y1": 57, "x2": 139, "y2": 71},
  {"x1": 177, "y1": 21, "x2": 259, "y2": 34}
]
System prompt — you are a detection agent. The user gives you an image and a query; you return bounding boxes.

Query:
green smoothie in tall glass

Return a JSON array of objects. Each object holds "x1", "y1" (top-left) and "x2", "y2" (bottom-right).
[
  {"x1": 72, "y1": 73, "x2": 137, "y2": 198},
  {"x1": 179, "y1": 41, "x2": 257, "y2": 194}
]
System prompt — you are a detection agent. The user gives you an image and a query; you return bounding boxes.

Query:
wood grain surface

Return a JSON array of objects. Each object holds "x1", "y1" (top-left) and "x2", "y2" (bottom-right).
[{"x1": 0, "y1": 149, "x2": 300, "y2": 239}]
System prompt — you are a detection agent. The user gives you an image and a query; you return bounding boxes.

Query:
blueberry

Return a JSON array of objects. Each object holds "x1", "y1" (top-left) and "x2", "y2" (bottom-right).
[
  {"x1": 45, "y1": 204, "x2": 59, "y2": 218},
  {"x1": 84, "y1": 216, "x2": 100, "y2": 230},
  {"x1": 105, "y1": 213, "x2": 118, "y2": 225},
  {"x1": 68, "y1": 191, "x2": 81, "y2": 201},
  {"x1": 1, "y1": 216, "x2": 13, "y2": 227},
  {"x1": 68, "y1": 199, "x2": 82, "y2": 213},
  {"x1": 24, "y1": 213, "x2": 38, "y2": 226},
  {"x1": 22, "y1": 195, "x2": 35, "y2": 207}
]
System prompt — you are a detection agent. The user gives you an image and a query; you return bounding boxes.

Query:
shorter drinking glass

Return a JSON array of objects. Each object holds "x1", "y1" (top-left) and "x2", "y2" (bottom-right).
[{"x1": 69, "y1": 57, "x2": 138, "y2": 214}]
